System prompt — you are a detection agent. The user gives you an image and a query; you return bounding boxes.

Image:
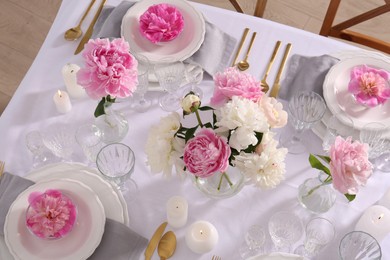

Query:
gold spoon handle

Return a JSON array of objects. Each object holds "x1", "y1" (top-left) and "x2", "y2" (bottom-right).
[
  {"x1": 274, "y1": 43, "x2": 292, "y2": 84},
  {"x1": 77, "y1": 0, "x2": 97, "y2": 27},
  {"x1": 231, "y1": 28, "x2": 249, "y2": 66},
  {"x1": 262, "y1": 40, "x2": 281, "y2": 80},
  {"x1": 243, "y1": 32, "x2": 257, "y2": 61}
]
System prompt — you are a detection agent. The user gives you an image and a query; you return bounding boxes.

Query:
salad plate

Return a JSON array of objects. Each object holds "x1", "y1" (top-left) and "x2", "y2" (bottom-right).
[
  {"x1": 4, "y1": 178, "x2": 106, "y2": 260},
  {"x1": 121, "y1": 0, "x2": 206, "y2": 64}
]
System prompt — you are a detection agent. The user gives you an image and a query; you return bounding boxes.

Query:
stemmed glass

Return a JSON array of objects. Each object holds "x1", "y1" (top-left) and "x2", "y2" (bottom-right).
[
  {"x1": 322, "y1": 114, "x2": 355, "y2": 152},
  {"x1": 268, "y1": 211, "x2": 304, "y2": 253},
  {"x1": 96, "y1": 143, "x2": 138, "y2": 202},
  {"x1": 280, "y1": 91, "x2": 326, "y2": 154},
  {"x1": 339, "y1": 231, "x2": 382, "y2": 260},
  {"x1": 182, "y1": 61, "x2": 204, "y2": 99},
  {"x1": 294, "y1": 217, "x2": 335, "y2": 259},
  {"x1": 25, "y1": 130, "x2": 58, "y2": 168},
  {"x1": 42, "y1": 123, "x2": 76, "y2": 161},
  {"x1": 359, "y1": 122, "x2": 388, "y2": 169},
  {"x1": 75, "y1": 123, "x2": 104, "y2": 164},
  {"x1": 154, "y1": 60, "x2": 185, "y2": 112},
  {"x1": 239, "y1": 225, "x2": 266, "y2": 259},
  {"x1": 133, "y1": 54, "x2": 151, "y2": 112}
]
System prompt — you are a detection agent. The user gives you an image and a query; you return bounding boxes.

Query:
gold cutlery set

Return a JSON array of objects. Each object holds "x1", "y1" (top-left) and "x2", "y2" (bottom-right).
[
  {"x1": 0, "y1": 161, "x2": 4, "y2": 178},
  {"x1": 145, "y1": 222, "x2": 177, "y2": 260},
  {"x1": 64, "y1": 0, "x2": 106, "y2": 55},
  {"x1": 232, "y1": 28, "x2": 292, "y2": 98}
]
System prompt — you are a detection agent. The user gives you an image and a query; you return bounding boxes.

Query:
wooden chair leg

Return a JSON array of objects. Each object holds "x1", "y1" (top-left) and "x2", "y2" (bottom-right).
[
  {"x1": 320, "y1": 0, "x2": 341, "y2": 36},
  {"x1": 254, "y1": 0, "x2": 267, "y2": 18},
  {"x1": 228, "y1": 0, "x2": 244, "y2": 13}
]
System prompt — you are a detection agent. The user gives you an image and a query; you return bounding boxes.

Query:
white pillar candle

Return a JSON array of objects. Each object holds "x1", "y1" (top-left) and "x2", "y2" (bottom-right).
[
  {"x1": 62, "y1": 63, "x2": 86, "y2": 98},
  {"x1": 166, "y1": 196, "x2": 188, "y2": 228},
  {"x1": 378, "y1": 188, "x2": 390, "y2": 209},
  {"x1": 53, "y1": 90, "x2": 72, "y2": 114},
  {"x1": 355, "y1": 205, "x2": 390, "y2": 242},
  {"x1": 185, "y1": 221, "x2": 218, "y2": 254}
]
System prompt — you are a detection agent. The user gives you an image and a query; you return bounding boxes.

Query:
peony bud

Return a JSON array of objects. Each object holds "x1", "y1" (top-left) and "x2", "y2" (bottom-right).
[{"x1": 181, "y1": 94, "x2": 201, "y2": 114}]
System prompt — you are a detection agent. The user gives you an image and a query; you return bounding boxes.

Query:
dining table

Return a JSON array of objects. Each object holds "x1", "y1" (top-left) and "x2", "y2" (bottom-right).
[{"x1": 0, "y1": 0, "x2": 389, "y2": 259}]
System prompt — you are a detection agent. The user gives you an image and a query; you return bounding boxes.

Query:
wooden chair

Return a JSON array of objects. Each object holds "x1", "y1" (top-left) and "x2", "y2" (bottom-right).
[
  {"x1": 320, "y1": 0, "x2": 390, "y2": 54},
  {"x1": 228, "y1": 0, "x2": 267, "y2": 18}
]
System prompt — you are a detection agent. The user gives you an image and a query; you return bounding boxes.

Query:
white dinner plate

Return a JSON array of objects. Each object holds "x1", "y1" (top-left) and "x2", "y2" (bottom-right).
[
  {"x1": 121, "y1": 0, "x2": 206, "y2": 64},
  {"x1": 4, "y1": 179, "x2": 106, "y2": 260},
  {"x1": 323, "y1": 56, "x2": 390, "y2": 129}
]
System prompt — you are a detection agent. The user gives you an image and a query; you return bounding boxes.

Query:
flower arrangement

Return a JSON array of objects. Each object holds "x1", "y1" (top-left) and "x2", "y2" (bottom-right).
[
  {"x1": 348, "y1": 65, "x2": 390, "y2": 108},
  {"x1": 77, "y1": 38, "x2": 138, "y2": 117},
  {"x1": 145, "y1": 67, "x2": 288, "y2": 192},
  {"x1": 308, "y1": 136, "x2": 373, "y2": 201},
  {"x1": 139, "y1": 3, "x2": 185, "y2": 44},
  {"x1": 26, "y1": 189, "x2": 77, "y2": 239}
]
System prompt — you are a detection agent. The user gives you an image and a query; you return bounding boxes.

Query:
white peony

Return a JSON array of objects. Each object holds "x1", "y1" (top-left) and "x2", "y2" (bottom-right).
[
  {"x1": 229, "y1": 127, "x2": 258, "y2": 151},
  {"x1": 181, "y1": 94, "x2": 200, "y2": 113},
  {"x1": 259, "y1": 96, "x2": 288, "y2": 128}
]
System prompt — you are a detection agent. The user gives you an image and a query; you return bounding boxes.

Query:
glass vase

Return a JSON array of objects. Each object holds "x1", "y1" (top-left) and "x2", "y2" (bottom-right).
[
  {"x1": 193, "y1": 167, "x2": 245, "y2": 199},
  {"x1": 95, "y1": 103, "x2": 129, "y2": 144},
  {"x1": 297, "y1": 172, "x2": 336, "y2": 214}
]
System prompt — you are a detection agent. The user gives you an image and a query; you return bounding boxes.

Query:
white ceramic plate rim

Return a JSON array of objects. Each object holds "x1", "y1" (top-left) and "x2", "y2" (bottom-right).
[
  {"x1": 4, "y1": 178, "x2": 106, "y2": 260},
  {"x1": 246, "y1": 252, "x2": 304, "y2": 260},
  {"x1": 323, "y1": 56, "x2": 390, "y2": 129},
  {"x1": 121, "y1": 0, "x2": 206, "y2": 63}
]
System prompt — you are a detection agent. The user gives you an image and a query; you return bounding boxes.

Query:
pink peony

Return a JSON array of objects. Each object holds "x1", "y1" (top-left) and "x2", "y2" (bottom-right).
[
  {"x1": 183, "y1": 128, "x2": 231, "y2": 178},
  {"x1": 77, "y1": 38, "x2": 138, "y2": 99},
  {"x1": 259, "y1": 96, "x2": 288, "y2": 128},
  {"x1": 329, "y1": 136, "x2": 372, "y2": 195},
  {"x1": 26, "y1": 190, "x2": 77, "y2": 239},
  {"x1": 139, "y1": 4, "x2": 184, "y2": 44},
  {"x1": 211, "y1": 67, "x2": 263, "y2": 107},
  {"x1": 348, "y1": 65, "x2": 390, "y2": 107}
]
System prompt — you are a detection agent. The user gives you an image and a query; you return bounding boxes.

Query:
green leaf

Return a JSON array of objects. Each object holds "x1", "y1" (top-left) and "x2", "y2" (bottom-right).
[
  {"x1": 204, "y1": 122, "x2": 213, "y2": 128},
  {"x1": 308, "y1": 154, "x2": 331, "y2": 175},
  {"x1": 198, "y1": 106, "x2": 214, "y2": 111},
  {"x1": 242, "y1": 132, "x2": 263, "y2": 153},
  {"x1": 317, "y1": 155, "x2": 331, "y2": 164},
  {"x1": 94, "y1": 97, "x2": 107, "y2": 118},
  {"x1": 212, "y1": 111, "x2": 217, "y2": 128},
  {"x1": 185, "y1": 125, "x2": 198, "y2": 142},
  {"x1": 345, "y1": 193, "x2": 356, "y2": 202}
]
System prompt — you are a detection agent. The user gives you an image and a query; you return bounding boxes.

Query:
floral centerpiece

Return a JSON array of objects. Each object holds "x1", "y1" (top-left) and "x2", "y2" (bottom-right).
[
  {"x1": 145, "y1": 67, "x2": 288, "y2": 198},
  {"x1": 139, "y1": 3, "x2": 185, "y2": 44},
  {"x1": 348, "y1": 65, "x2": 390, "y2": 107},
  {"x1": 26, "y1": 189, "x2": 77, "y2": 239}
]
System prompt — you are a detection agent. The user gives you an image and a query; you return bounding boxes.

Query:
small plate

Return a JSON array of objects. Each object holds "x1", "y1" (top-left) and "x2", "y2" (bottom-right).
[
  {"x1": 121, "y1": 0, "x2": 206, "y2": 64},
  {"x1": 4, "y1": 178, "x2": 106, "y2": 260},
  {"x1": 323, "y1": 56, "x2": 390, "y2": 129}
]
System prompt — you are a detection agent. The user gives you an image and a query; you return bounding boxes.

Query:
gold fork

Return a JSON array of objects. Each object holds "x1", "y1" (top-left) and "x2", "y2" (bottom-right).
[
  {"x1": 261, "y1": 40, "x2": 281, "y2": 93},
  {"x1": 0, "y1": 161, "x2": 5, "y2": 178},
  {"x1": 212, "y1": 255, "x2": 221, "y2": 260}
]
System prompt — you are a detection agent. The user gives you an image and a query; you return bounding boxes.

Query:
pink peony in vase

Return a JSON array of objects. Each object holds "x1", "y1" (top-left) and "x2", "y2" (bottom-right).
[
  {"x1": 139, "y1": 3, "x2": 185, "y2": 44},
  {"x1": 348, "y1": 65, "x2": 390, "y2": 107},
  {"x1": 26, "y1": 189, "x2": 77, "y2": 240}
]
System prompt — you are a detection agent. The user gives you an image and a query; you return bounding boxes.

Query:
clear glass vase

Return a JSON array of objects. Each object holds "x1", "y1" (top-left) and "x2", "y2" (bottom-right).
[
  {"x1": 95, "y1": 103, "x2": 129, "y2": 144},
  {"x1": 297, "y1": 172, "x2": 336, "y2": 214},
  {"x1": 193, "y1": 167, "x2": 245, "y2": 199}
]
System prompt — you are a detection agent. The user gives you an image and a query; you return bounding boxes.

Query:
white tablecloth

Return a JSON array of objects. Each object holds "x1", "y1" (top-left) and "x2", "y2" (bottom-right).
[{"x1": 1, "y1": 1, "x2": 389, "y2": 259}]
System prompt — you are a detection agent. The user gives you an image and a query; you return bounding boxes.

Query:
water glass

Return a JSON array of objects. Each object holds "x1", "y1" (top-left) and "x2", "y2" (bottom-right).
[
  {"x1": 25, "y1": 130, "x2": 57, "y2": 168},
  {"x1": 339, "y1": 231, "x2": 382, "y2": 260},
  {"x1": 42, "y1": 123, "x2": 76, "y2": 161},
  {"x1": 96, "y1": 143, "x2": 138, "y2": 200},
  {"x1": 268, "y1": 211, "x2": 304, "y2": 252},
  {"x1": 75, "y1": 124, "x2": 104, "y2": 163},
  {"x1": 133, "y1": 54, "x2": 151, "y2": 112},
  {"x1": 322, "y1": 114, "x2": 355, "y2": 151},
  {"x1": 239, "y1": 225, "x2": 266, "y2": 259},
  {"x1": 360, "y1": 122, "x2": 388, "y2": 168},
  {"x1": 182, "y1": 61, "x2": 204, "y2": 99}
]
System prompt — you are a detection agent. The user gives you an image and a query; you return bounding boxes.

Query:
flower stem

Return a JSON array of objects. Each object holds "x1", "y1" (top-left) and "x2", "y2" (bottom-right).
[
  {"x1": 194, "y1": 110, "x2": 203, "y2": 128},
  {"x1": 217, "y1": 172, "x2": 233, "y2": 191}
]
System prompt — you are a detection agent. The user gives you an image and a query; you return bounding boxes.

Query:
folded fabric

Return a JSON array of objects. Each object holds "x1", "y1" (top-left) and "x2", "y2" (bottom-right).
[
  {"x1": 279, "y1": 54, "x2": 339, "y2": 100},
  {"x1": 92, "y1": 1, "x2": 237, "y2": 76},
  {"x1": 0, "y1": 172, "x2": 148, "y2": 260}
]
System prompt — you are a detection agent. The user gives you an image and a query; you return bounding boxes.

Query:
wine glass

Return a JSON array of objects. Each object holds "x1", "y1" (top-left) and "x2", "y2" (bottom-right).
[
  {"x1": 339, "y1": 231, "x2": 382, "y2": 260},
  {"x1": 359, "y1": 122, "x2": 388, "y2": 168},
  {"x1": 239, "y1": 225, "x2": 266, "y2": 259},
  {"x1": 96, "y1": 143, "x2": 138, "y2": 202},
  {"x1": 280, "y1": 91, "x2": 326, "y2": 154},
  {"x1": 75, "y1": 123, "x2": 104, "y2": 163},
  {"x1": 154, "y1": 60, "x2": 185, "y2": 112},
  {"x1": 375, "y1": 140, "x2": 390, "y2": 172},
  {"x1": 182, "y1": 61, "x2": 204, "y2": 99},
  {"x1": 268, "y1": 211, "x2": 304, "y2": 253},
  {"x1": 294, "y1": 217, "x2": 335, "y2": 258},
  {"x1": 133, "y1": 54, "x2": 151, "y2": 112},
  {"x1": 322, "y1": 113, "x2": 355, "y2": 152},
  {"x1": 25, "y1": 130, "x2": 58, "y2": 168}
]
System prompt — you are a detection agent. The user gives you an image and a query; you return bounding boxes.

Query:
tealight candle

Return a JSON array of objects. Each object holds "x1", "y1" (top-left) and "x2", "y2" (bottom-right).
[
  {"x1": 185, "y1": 220, "x2": 219, "y2": 254},
  {"x1": 62, "y1": 63, "x2": 86, "y2": 98},
  {"x1": 378, "y1": 188, "x2": 390, "y2": 209},
  {"x1": 355, "y1": 205, "x2": 390, "y2": 242},
  {"x1": 166, "y1": 196, "x2": 188, "y2": 228},
  {"x1": 53, "y1": 90, "x2": 72, "y2": 113}
]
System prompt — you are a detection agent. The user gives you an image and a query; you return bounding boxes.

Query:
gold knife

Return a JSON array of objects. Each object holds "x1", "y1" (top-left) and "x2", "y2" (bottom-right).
[
  {"x1": 269, "y1": 43, "x2": 292, "y2": 98},
  {"x1": 231, "y1": 28, "x2": 249, "y2": 66},
  {"x1": 145, "y1": 222, "x2": 168, "y2": 260},
  {"x1": 74, "y1": 0, "x2": 107, "y2": 55}
]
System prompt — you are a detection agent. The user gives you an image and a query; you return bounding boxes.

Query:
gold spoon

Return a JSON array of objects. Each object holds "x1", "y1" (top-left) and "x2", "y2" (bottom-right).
[
  {"x1": 237, "y1": 32, "x2": 257, "y2": 71},
  {"x1": 64, "y1": 0, "x2": 96, "y2": 41},
  {"x1": 157, "y1": 231, "x2": 177, "y2": 260},
  {"x1": 261, "y1": 40, "x2": 281, "y2": 93}
]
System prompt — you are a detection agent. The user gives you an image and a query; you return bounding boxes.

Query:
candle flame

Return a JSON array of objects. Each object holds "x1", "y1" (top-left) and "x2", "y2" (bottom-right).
[{"x1": 57, "y1": 90, "x2": 62, "y2": 97}]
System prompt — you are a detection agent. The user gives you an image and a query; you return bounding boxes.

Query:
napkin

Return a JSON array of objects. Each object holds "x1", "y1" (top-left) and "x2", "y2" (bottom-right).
[
  {"x1": 0, "y1": 172, "x2": 148, "y2": 260},
  {"x1": 278, "y1": 54, "x2": 339, "y2": 100},
  {"x1": 92, "y1": 1, "x2": 237, "y2": 76}
]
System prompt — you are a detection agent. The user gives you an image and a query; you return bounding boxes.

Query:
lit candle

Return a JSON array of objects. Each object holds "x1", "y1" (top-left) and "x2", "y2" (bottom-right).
[
  {"x1": 185, "y1": 221, "x2": 219, "y2": 254},
  {"x1": 378, "y1": 188, "x2": 390, "y2": 209},
  {"x1": 53, "y1": 90, "x2": 72, "y2": 113},
  {"x1": 166, "y1": 196, "x2": 188, "y2": 228},
  {"x1": 62, "y1": 63, "x2": 86, "y2": 98},
  {"x1": 355, "y1": 205, "x2": 390, "y2": 242}
]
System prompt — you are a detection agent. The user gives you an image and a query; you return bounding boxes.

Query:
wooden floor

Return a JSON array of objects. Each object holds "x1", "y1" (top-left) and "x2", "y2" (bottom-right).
[{"x1": 0, "y1": 0, "x2": 389, "y2": 115}]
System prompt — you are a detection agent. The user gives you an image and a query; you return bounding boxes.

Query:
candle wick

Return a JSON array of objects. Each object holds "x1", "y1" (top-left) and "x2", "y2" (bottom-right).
[
  {"x1": 176, "y1": 206, "x2": 179, "y2": 209},
  {"x1": 200, "y1": 230, "x2": 203, "y2": 235},
  {"x1": 71, "y1": 70, "x2": 74, "y2": 73}
]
